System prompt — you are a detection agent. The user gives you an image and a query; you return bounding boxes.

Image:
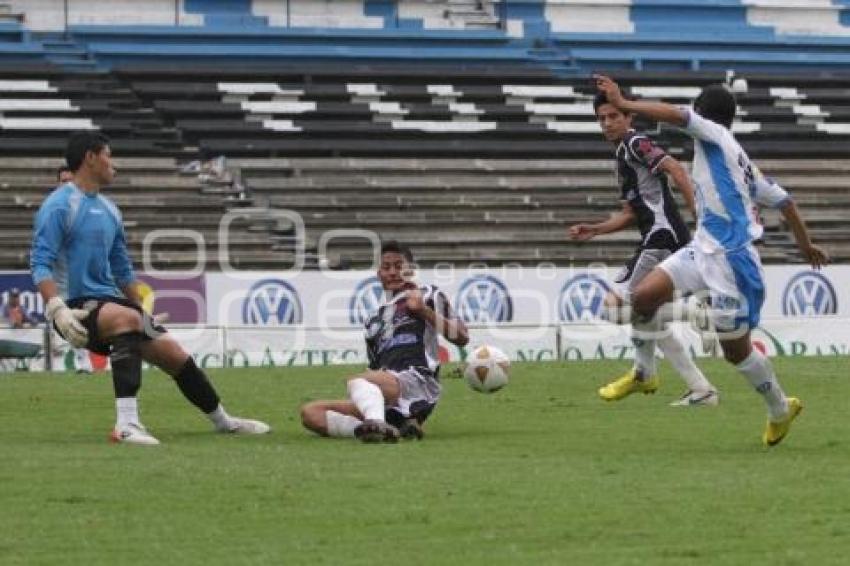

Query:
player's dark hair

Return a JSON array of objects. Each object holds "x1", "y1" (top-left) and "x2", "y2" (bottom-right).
[
  {"x1": 56, "y1": 164, "x2": 72, "y2": 180},
  {"x1": 65, "y1": 131, "x2": 110, "y2": 172},
  {"x1": 694, "y1": 84, "x2": 736, "y2": 129},
  {"x1": 593, "y1": 91, "x2": 636, "y2": 115},
  {"x1": 380, "y1": 240, "x2": 414, "y2": 263}
]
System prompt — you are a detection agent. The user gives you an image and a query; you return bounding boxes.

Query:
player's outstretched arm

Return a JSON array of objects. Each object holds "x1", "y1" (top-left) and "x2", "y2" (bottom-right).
[
  {"x1": 569, "y1": 203, "x2": 636, "y2": 241},
  {"x1": 594, "y1": 74, "x2": 688, "y2": 127},
  {"x1": 779, "y1": 200, "x2": 830, "y2": 269}
]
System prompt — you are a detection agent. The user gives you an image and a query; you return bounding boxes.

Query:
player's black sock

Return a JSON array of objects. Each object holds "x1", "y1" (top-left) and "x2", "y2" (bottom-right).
[
  {"x1": 173, "y1": 357, "x2": 220, "y2": 413},
  {"x1": 110, "y1": 332, "x2": 143, "y2": 398}
]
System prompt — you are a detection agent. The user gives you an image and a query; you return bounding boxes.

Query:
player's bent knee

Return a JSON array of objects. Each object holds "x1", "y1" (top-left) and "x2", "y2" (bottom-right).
[
  {"x1": 721, "y1": 339, "x2": 751, "y2": 365},
  {"x1": 300, "y1": 402, "x2": 327, "y2": 434},
  {"x1": 631, "y1": 285, "x2": 664, "y2": 319},
  {"x1": 102, "y1": 306, "x2": 144, "y2": 335}
]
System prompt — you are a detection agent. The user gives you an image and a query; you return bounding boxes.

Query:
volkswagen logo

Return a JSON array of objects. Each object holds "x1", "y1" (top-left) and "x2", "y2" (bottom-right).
[
  {"x1": 349, "y1": 276, "x2": 385, "y2": 325},
  {"x1": 456, "y1": 275, "x2": 513, "y2": 323},
  {"x1": 242, "y1": 279, "x2": 303, "y2": 325},
  {"x1": 559, "y1": 274, "x2": 611, "y2": 321},
  {"x1": 782, "y1": 271, "x2": 837, "y2": 316}
]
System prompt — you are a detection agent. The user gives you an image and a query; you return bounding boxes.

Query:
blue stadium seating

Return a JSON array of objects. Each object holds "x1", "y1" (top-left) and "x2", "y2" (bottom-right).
[
  {"x1": 7, "y1": 1, "x2": 850, "y2": 74},
  {"x1": 69, "y1": 25, "x2": 528, "y2": 66}
]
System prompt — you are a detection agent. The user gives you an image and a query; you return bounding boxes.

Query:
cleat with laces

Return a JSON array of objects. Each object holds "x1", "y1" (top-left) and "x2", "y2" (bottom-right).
[
  {"x1": 669, "y1": 389, "x2": 720, "y2": 407},
  {"x1": 354, "y1": 419, "x2": 400, "y2": 443},
  {"x1": 598, "y1": 368, "x2": 660, "y2": 401},
  {"x1": 110, "y1": 423, "x2": 160, "y2": 446},
  {"x1": 763, "y1": 397, "x2": 803, "y2": 447}
]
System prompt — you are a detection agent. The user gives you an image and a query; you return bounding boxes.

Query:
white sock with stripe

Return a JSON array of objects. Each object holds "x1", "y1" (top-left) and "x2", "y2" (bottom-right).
[{"x1": 736, "y1": 350, "x2": 788, "y2": 421}]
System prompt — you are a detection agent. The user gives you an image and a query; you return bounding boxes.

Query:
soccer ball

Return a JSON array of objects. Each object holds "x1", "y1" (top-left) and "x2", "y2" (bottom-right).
[{"x1": 463, "y1": 345, "x2": 510, "y2": 393}]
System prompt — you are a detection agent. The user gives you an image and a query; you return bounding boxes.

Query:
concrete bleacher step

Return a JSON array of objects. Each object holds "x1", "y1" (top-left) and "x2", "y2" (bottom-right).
[
  {"x1": 0, "y1": 3, "x2": 24, "y2": 23},
  {"x1": 250, "y1": 175, "x2": 613, "y2": 192},
  {"x1": 233, "y1": 158, "x2": 613, "y2": 174}
]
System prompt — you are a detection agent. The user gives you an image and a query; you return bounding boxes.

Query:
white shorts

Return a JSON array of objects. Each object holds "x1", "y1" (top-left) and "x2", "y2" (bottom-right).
[
  {"x1": 386, "y1": 366, "x2": 441, "y2": 419},
  {"x1": 658, "y1": 243, "x2": 765, "y2": 332}
]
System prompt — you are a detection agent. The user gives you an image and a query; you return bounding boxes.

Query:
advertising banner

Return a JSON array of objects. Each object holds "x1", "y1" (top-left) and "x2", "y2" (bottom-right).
[
  {"x1": 180, "y1": 324, "x2": 560, "y2": 369},
  {"x1": 205, "y1": 266, "x2": 849, "y2": 327},
  {"x1": 137, "y1": 272, "x2": 206, "y2": 323},
  {"x1": 0, "y1": 272, "x2": 43, "y2": 321},
  {"x1": 0, "y1": 271, "x2": 206, "y2": 323}
]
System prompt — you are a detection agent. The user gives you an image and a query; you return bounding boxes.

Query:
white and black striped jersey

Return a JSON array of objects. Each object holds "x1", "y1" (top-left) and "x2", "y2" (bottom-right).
[
  {"x1": 616, "y1": 129, "x2": 691, "y2": 250},
  {"x1": 364, "y1": 284, "x2": 455, "y2": 376}
]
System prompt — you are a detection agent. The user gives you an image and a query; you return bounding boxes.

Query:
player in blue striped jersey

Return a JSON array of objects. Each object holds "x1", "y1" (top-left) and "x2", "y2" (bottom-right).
[
  {"x1": 31, "y1": 131, "x2": 270, "y2": 445},
  {"x1": 595, "y1": 75, "x2": 828, "y2": 446}
]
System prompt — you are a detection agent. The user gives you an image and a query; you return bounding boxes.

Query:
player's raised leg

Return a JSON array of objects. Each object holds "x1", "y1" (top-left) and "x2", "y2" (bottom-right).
[
  {"x1": 347, "y1": 370, "x2": 401, "y2": 443},
  {"x1": 139, "y1": 328, "x2": 270, "y2": 436}
]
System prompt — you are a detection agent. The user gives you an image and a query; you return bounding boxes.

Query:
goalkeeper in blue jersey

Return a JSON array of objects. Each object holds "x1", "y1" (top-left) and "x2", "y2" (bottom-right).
[{"x1": 31, "y1": 131, "x2": 270, "y2": 445}]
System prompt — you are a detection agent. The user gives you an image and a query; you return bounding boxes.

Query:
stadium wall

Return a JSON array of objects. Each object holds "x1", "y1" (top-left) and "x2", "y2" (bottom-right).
[{"x1": 1, "y1": 266, "x2": 846, "y2": 370}]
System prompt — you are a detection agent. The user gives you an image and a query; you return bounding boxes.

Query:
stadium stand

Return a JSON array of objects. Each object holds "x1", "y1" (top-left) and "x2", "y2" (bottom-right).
[{"x1": 1, "y1": 1, "x2": 849, "y2": 270}]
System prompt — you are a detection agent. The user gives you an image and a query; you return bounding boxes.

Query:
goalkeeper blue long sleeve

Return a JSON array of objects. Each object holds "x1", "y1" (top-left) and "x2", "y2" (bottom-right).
[{"x1": 30, "y1": 182, "x2": 134, "y2": 300}]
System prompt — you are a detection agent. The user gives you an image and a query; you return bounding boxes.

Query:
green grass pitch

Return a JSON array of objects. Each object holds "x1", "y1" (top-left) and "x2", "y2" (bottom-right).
[{"x1": 1, "y1": 357, "x2": 848, "y2": 565}]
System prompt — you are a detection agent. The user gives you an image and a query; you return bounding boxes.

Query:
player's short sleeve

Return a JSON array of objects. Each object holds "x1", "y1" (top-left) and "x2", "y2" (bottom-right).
[
  {"x1": 751, "y1": 166, "x2": 791, "y2": 209},
  {"x1": 626, "y1": 134, "x2": 669, "y2": 174},
  {"x1": 680, "y1": 108, "x2": 727, "y2": 144}
]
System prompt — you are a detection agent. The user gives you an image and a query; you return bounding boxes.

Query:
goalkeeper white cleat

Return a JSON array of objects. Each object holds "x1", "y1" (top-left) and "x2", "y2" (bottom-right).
[
  {"x1": 110, "y1": 423, "x2": 160, "y2": 446},
  {"x1": 219, "y1": 417, "x2": 271, "y2": 435}
]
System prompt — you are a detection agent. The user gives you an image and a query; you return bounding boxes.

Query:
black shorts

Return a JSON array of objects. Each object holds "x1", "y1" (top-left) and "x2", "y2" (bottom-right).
[
  {"x1": 614, "y1": 230, "x2": 684, "y2": 292},
  {"x1": 55, "y1": 296, "x2": 167, "y2": 356}
]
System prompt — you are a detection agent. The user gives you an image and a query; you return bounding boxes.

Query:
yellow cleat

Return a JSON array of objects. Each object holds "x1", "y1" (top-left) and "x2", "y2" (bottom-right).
[
  {"x1": 763, "y1": 397, "x2": 803, "y2": 447},
  {"x1": 598, "y1": 368, "x2": 660, "y2": 401}
]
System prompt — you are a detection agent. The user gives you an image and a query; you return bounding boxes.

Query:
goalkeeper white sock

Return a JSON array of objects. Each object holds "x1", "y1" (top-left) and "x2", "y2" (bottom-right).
[
  {"x1": 736, "y1": 350, "x2": 789, "y2": 421},
  {"x1": 326, "y1": 411, "x2": 361, "y2": 438},
  {"x1": 116, "y1": 397, "x2": 140, "y2": 428},
  {"x1": 657, "y1": 331, "x2": 714, "y2": 392},
  {"x1": 348, "y1": 378, "x2": 385, "y2": 421}
]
